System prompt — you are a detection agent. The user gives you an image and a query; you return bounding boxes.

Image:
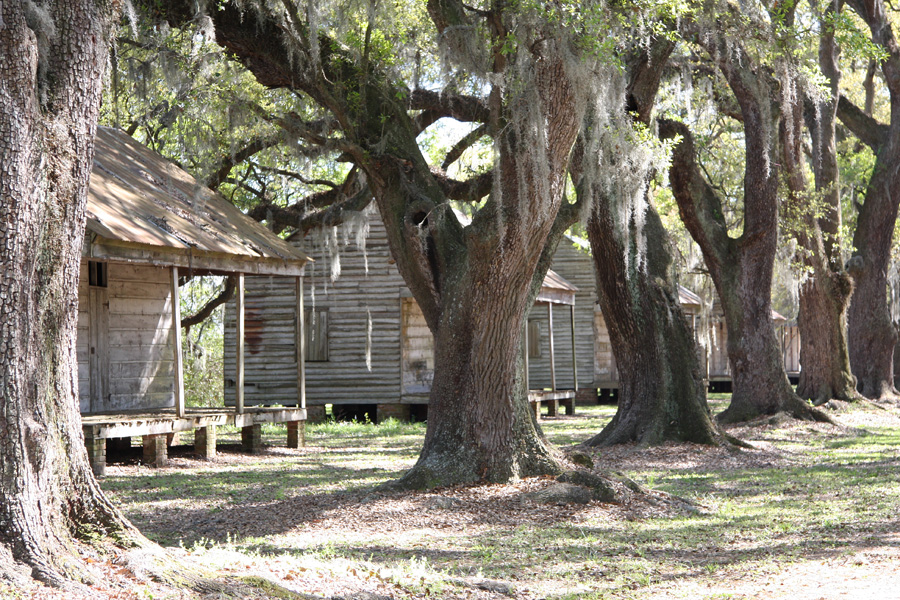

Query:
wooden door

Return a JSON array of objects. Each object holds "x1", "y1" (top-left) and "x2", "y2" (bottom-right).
[{"x1": 88, "y1": 286, "x2": 110, "y2": 413}]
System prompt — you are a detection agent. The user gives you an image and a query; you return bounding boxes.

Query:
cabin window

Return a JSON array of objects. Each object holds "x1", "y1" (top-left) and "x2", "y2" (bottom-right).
[
  {"x1": 527, "y1": 320, "x2": 541, "y2": 358},
  {"x1": 88, "y1": 261, "x2": 108, "y2": 288},
  {"x1": 305, "y1": 309, "x2": 329, "y2": 362}
]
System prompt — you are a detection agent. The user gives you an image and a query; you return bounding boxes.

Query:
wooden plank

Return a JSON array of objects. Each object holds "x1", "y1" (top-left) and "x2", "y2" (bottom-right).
[
  {"x1": 236, "y1": 272, "x2": 245, "y2": 414},
  {"x1": 171, "y1": 267, "x2": 185, "y2": 418}
]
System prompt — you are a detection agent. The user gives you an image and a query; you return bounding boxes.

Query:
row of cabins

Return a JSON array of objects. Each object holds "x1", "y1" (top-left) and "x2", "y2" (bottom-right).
[
  {"x1": 76, "y1": 127, "x2": 803, "y2": 476},
  {"x1": 224, "y1": 206, "x2": 802, "y2": 423}
]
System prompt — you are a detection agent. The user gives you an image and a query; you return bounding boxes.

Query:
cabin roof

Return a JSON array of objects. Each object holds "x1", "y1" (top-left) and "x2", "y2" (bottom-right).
[
  {"x1": 537, "y1": 269, "x2": 577, "y2": 306},
  {"x1": 678, "y1": 285, "x2": 702, "y2": 308},
  {"x1": 84, "y1": 126, "x2": 309, "y2": 276}
]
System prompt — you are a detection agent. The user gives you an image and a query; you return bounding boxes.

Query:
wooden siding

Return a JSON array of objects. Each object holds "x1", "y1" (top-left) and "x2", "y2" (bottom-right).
[
  {"x1": 593, "y1": 308, "x2": 619, "y2": 387},
  {"x1": 528, "y1": 241, "x2": 596, "y2": 390},
  {"x1": 224, "y1": 206, "x2": 405, "y2": 406},
  {"x1": 78, "y1": 262, "x2": 175, "y2": 413}
]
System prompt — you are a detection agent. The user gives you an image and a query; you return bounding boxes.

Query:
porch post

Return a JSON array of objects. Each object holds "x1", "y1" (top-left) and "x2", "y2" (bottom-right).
[
  {"x1": 236, "y1": 272, "x2": 245, "y2": 415},
  {"x1": 524, "y1": 316, "x2": 530, "y2": 390},
  {"x1": 171, "y1": 266, "x2": 185, "y2": 418},
  {"x1": 570, "y1": 304, "x2": 578, "y2": 391},
  {"x1": 547, "y1": 303, "x2": 556, "y2": 391}
]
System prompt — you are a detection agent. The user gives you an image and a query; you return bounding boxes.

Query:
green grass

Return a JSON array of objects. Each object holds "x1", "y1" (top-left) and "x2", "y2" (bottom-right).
[{"x1": 100, "y1": 400, "x2": 900, "y2": 599}]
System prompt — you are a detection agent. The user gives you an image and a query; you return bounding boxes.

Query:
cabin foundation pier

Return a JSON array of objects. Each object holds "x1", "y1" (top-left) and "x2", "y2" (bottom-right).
[
  {"x1": 195, "y1": 425, "x2": 217, "y2": 459},
  {"x1": 84, "y1": 429, "x2": 106, "y2": 478},
  {"x1": 576, "y1": 388, "x2": 599, "y2": 406},
  {"x1": 287, "y1": 421, "x2": 304, "y2": 448},
  {"x1": 142, "y1": 434, "x2": 168, "y2": 468},
  {"x1": 546, "y1": 398, "x2": 560, "y2": 417},
  {"x1": 242, "y1": 424, "x2": 263, "y2": 453}
]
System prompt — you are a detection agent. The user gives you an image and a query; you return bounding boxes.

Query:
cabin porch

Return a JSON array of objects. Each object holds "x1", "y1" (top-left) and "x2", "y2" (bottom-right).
[{"x1": 82, "y1": 406, "x2": 307, "y2": 476}]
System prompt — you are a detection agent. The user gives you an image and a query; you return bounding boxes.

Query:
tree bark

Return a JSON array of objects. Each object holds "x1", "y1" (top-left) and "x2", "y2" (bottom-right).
[
  {"x1": 578, "y1": 39, "x2": 721, "y2": 446},
  {"x1": 150, "y1": 0, "x2": 589, "y2": 485},
  {"x1": 0, "y1": 0, "x2": 133, "y2": 586},
  {"x1": 659, "y1": 50, "x2": 828, "y2": 424},
  {"x1": 843, "y1": 0, "x2": 900, "y2": 400},
  {"x1": 786, "y1": 10, "x2": 858, "y2": 404},
  {"x1": 586, "y1": 202, "x2": 719, "y2": 445}
]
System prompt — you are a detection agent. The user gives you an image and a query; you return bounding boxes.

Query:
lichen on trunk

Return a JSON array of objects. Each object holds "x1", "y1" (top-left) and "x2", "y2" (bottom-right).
[
  {"x1": 0, "y1": 0, "x2": 140, "y2": 587},
  {"x1": 575, "y1": 38, "x2": 722, "y2": 447}
]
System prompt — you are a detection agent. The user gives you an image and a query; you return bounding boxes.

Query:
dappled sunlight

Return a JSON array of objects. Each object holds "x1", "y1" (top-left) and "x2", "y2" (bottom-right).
[{"x1": 98, "y1": 401, "x2": 900, "y2": 599}]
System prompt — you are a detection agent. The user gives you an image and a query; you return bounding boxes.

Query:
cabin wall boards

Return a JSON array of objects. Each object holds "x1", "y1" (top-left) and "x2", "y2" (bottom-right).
[
  {"x1": 525, "y1": 240, "x2": 595, "y2": 393},
  {"x1": 224, "y1": 208, "x2": 406, "y2": 408},
  {"x1": 77, "y1": 261, "x2": 175, "y2": 413}
]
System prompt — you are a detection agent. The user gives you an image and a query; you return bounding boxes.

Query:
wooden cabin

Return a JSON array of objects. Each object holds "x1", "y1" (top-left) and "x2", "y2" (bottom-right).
[
  {"x1": 224, "y1": 206, "x2": 578, "y2": 421},
  {"x1": 79, "y1": 126, "x2": 309, "y2": 476}
]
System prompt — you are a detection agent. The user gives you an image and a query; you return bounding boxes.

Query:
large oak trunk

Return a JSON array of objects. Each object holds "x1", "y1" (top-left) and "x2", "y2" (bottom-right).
[
  {"x1": 397, "y1": 266, "x2": 559, "y2": 487},
  {"x1": 796, "y1": 275, "x2": 857, "y2": 402},
  {"x1": 585, "y1": 200, "x2": 717, "y2": 446},
  {"x1": 848, "y1": 260, "x2": 899, "y2": 398},
  {"x1": 0, "y1": 1, "x2": 130, "y2": 586},
  {"x1": 843, "y1": 0, "x2": 900, "y2": 399},
  {"x1": 787, "y1": 34, "x2": 858, "y2": 404},
  {"x1": 715, "y1": 260, "x2": 812, "y2": 423},
  {"x1": 659, "y1": 110, "x2": 827, "y2": 424}
]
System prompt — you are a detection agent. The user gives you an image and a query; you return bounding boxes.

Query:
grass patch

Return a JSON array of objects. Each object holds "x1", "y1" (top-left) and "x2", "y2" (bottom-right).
[{"x1": 100, "y1": 401, "x2": 900, "y2": 599}]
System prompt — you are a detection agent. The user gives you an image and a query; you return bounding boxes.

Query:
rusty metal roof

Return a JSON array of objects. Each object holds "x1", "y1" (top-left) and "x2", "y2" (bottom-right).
[{"x1": 86, "y1": 126, "x2": 308, "y2": 274}]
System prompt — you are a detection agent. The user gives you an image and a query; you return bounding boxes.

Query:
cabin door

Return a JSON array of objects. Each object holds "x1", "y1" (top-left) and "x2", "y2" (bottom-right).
[
  {"x1": 400, "y1": 298, "x2": 434, "y2": 397},
  {"x1": 88, "y1": 262, "x2": 111, "y2": 413}
]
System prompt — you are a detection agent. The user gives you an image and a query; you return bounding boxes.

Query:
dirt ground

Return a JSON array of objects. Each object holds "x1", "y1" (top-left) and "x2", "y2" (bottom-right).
[{"x1": 11, "y1": 402, "x2": 900, "y2": 600}]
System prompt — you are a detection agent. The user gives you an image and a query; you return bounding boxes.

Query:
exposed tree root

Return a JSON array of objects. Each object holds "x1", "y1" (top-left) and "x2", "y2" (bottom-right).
[
  {"x1": 383, "y1": 444, "x2": 564, "y2": 491},
  {"x1": 716, "y1": 395, "x2": 836, "y2": 426}
]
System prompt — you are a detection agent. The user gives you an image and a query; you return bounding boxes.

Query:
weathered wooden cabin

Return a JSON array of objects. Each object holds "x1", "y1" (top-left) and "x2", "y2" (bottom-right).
[
  {"x1": 224, "y1": 206, "x2": 578, "y2": 421},
  {"x1": 79, "y1": 126, "x2": 309, "y2": 476}
]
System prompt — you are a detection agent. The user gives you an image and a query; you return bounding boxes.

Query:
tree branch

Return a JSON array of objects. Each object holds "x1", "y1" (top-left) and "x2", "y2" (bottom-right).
[
  {"x1": 837, "y1": 95, "x2": 889, "y2": 150},
  {"x1": 442, "y1": 123, "x2": 488, "y2": 169},
  {"x1": 181, "y1": 276, "x2": 237, "y2": 329},
  {"x1": 206, "y1": 133, "x2": 285, "y2": 188},
  {"x1": 409, "y1": 88, "x2": 489, "y2": 125},
  {"x1": 429, "y1": 168, "x2": 492, "y2": 202}
]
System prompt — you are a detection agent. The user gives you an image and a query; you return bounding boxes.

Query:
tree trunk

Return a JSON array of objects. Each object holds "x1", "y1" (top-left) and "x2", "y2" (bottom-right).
[
  {"x1": 715, "y1": 258, "x2": 816, "y2": 423},
  {"x1": 848, "y1": 259, "x2": 899, "y2": 398},
  {"x1": 796, "y1": 274, "x2": 857, "y2": 402},
  {"x1": 0, "y1": 1, "x2": 132, "y2": 586},
  {"x1": 844, "y1": 0, "x2": 900, "y2": 400},
  {"x1": 153, "y1": 0, "x2": 588, "y2": 485},
  {"x1": 397, "y1": 262, "x2": 560, "y2": 487},
  {"x1": 577, "y1": 37, "x2": 721, "y2": 446},
  {"x1": 659, "y1": 109, "x2": 828, "y2": 424},
  {"x1": 785, "y1": 18, "x2": 858, "y2": 404},
  {"x1": 585, "y1": 205, "x2": 718, "y2": 446}
]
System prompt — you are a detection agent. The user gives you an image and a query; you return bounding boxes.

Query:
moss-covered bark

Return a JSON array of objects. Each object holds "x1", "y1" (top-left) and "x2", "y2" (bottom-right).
[
  {"x1": 151, "y1": 0, "x2": 596, "y2": 485},
  {"x1": 0, "y1": 1, "x2": 136, "y2": 586}
]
